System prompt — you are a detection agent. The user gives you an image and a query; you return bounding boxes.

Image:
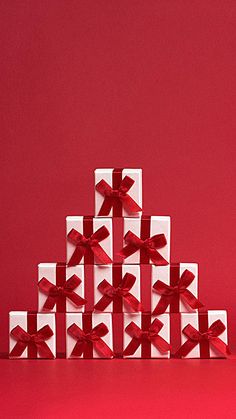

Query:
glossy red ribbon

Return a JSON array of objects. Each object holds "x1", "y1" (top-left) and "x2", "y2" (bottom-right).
[
  {"x1": 10, "y1": 324, "x2": 54, "y2": 358},
  {"x1": 123, "y1": 317, "x2": 170, "y2": 357},
  {"x1": 96, "y1": 175, "x2": 141, "y2": 216},
  {"x1": 67, "y1": 322, "x2": 113, "y2": 358},
  {"x1": 38, "y1": 274, "x2": 87, "y2": 311},
  {"x1": 119, "y1": 230, "x2": 168, "y2": 265},
  {"x1": 94, "y1": 272, "x2": 142, "y2": 312},
  {"x1": 175, "y1": 319, "x2": 230, "y2": 358},
  {"x1": 67, "y1": 225, "x2": 112, "y2": 266},
  {"x1": 152, "y1": 269, "x2": 204, "y2": 314}
]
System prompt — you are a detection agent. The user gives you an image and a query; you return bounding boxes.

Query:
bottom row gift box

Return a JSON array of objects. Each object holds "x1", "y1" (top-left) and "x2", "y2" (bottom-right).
[{"x1": 9, "y1": 311, "x2": 230, "y2": 359}]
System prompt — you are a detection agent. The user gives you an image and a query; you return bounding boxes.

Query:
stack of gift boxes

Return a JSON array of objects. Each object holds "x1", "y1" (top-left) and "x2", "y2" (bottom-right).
[{"x1": 9, "y1": 168, "x2": 230, "y2": 359}]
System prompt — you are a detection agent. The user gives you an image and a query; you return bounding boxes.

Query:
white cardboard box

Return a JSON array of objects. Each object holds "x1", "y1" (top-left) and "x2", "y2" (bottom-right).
[{"x1": 95, "y1": 168, "x2": 142, "y2": 217}]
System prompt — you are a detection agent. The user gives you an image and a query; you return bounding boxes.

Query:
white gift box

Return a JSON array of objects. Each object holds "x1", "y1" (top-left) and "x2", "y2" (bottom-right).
[
  {"x1": 122, "y1": 216, "x2": 171, "y2": 264},
  {"x1": 180, "y1": 310, "x2": 228, "y2": 358},
  {"x1": 66, "y1": 216, "x2": 113, "y2": 264},
  {"x1": 151, "y1": 263, "x2": 199, "y2": 313},
  {"x1": 66, "y1": 313, "x2": 113, "y2": 358},
  {"x1": 94, "y1": 265, "x2": 141, "y2": 313},
  {"x1": 95, "y1": 168, "x2": 142, "y2": 217},
  {"x1": 38, "y1": 263, "x2": 85, "y2": 312},
  {"x1": 123, "y1": 313, "x2": 170, "y2": 358},
  {"x1": 9, "y1": 311, "x2": 56, "y2": 359}
]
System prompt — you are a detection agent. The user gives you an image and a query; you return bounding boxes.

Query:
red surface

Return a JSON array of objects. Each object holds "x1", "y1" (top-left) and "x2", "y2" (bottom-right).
[{"x1": 0, "y1": 359, "x2": 236, "y2": 418}]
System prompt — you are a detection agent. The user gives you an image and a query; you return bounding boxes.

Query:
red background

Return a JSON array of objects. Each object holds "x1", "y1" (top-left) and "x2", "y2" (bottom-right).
[{"x1": 1, "y1": 1, "x2": 236, "y2": 417}]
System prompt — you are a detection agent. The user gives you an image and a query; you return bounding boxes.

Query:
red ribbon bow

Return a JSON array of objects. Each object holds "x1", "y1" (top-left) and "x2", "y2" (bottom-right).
[
  {"x1": 38, "y1": 275, "x2": 87, "y2": 311},
  {"x1": 123, "y1": 318, "x2": 171, "y2": 356},
  {"x1": 67, "y1": 322, "x2": 113, "y2": 358},
  {"x1": 10, "y1": 325, "x2": 54, "y2": 358},
  {"x1": 94, "y1": 272, "x2": 143, "y2": 312},
  {"x1": 152, "y1": 269, "x2": 204, "y2": 314},
  {"x1": 67, "y1": 225, "x2": 112, "y2": 266},
  {"x1": 175, "y1": 319, "x2": 230, "y2": 358},
  {"x1": 119, "y1": 230, "x2": 168, "y2": 265},
  {"x1": 96, "y1": 176, "x2": 142, "y2": 216}
]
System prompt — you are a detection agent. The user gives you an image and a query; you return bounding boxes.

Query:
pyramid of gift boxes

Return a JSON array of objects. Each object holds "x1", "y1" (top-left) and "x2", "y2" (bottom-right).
[{"x1": 9, "y1": 168, "x2": 230, "y2": 359}]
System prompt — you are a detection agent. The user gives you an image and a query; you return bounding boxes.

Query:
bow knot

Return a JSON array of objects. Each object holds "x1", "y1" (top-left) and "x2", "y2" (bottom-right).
[
  {"x1": 106, "y1": 188, "x2": 123, "y2": 198},
  {"x1": 201, "y1": 331, "x2": 213, "y2": 341},
  {"x1": 106, "y1": 285, "x2": 128, "y2": 298},
  {"x1": 79, "y1": 236, "x2": 98, "y2": 247},
  {"x1": 49, "y1": 285, "x2": 64, "y2": 297},
  {"x1": 143, "y1": 238, "x2": 155, "y2": 249},
  {"x1": 81, "y1": 331, "x2": 98, "y2": 343},
  {"x1": 171, "y1": 285, "x2": 179, "y2": 294},
  {"x1": 30, "y1": 333, "x2": 45, "y2": 344},
  {"x1": 140, "y1": 330, "x2": 155, "y2": 341}
]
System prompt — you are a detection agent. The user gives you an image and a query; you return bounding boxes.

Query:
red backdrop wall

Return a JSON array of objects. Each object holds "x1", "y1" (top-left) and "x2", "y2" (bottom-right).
[{"x1": 1, "y1": 1, "x2": 236, "y2": 353}]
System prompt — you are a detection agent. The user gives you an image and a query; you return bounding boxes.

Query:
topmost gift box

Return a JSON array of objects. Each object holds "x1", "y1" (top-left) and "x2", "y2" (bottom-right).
[{"x1": 95, "y1": 168, "x2": 142, "y2": 217}]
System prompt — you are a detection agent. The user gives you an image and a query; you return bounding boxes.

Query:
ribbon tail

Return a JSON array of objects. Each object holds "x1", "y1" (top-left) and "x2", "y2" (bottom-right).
[
  {"x1": 123, "y1": 293, "x2": 143, "y2": 312},
  {"x1": 92, "y1": 244, "x2": 112, "y2": 264},
  {"x1": 119, "y1": 243, "x2": 138, "y2": 259},
  {"x1": 148, "y1": 249, "x2": 168, "y2": 266},
  {"x1": 98, "y1": 197, "x2": 114, "y2": 216},
  {"x1": 181, "y1": 290, "x2": 204, "y2": 310},
  {"x1": 210, "y1": 337, "x2": 231, "y2": 357},
  {"x1": 121, "y1": 195, "x2": 142, "y2": 214},
  {"x1": 123, "y1": 338, "x2": 141, "y2": 356},
  {"x1": 174, "y1": 338, "x2": 198, "y2": 358},
  {"x1": 67, "y1": 293, "x2": 87, "y2": 308},
  {"x1": 151, "y1": 336, "x2": 171, "y2": 353},
  {"x1": 42, "y1": 296, "x2": 57, "y2": 311},
  {"x1": 152, "y1": 296, "x2": 171, "y2": 315},
  {"x1": 94, "y1": 339, "x2": 113, "y2": 358},
  {"x1": 36, "y1": 342, "x2": 54, "y2": 359},
  {"x1": 9, "y1": 341, "x2": 28, "y2": 358},
  {"x1": 71, "y1": 341, "x2": 85, "y2": 357},
  {"x1": 68, "y1": 246, "x2": 85, "y2": 266},
  {"x1": 94, "y1": 295, "x2": 113, "y2": 311}
]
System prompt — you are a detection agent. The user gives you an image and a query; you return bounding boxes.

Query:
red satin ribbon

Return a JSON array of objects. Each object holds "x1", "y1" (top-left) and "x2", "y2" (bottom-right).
[
  {"x1": 119, "y1": 230, "x2": 168, "y2": 265},
  {"x1": 10, "y1": 324, "x2": 54, "y2": 359},
  {"x1": 38, "y1": 274, "x2": 87, "y2": 312},
  {"x1": 152, "y1": 268, "x2": 204, "y2": 314},
  {"x1": 175, "y1": 318, "x2": 230, "y2": 358},
  {"x1": 67, "y1": 320, "x2": 113, "y2": 358},
  {"x1": 94, "y1": 272, "x2": 142, "y2": 312},
  {"x1": 123, "y1": 317, "x2": 170, "y2": 357},
  {"x1": 96, "y1": 173, "x2": 142, "y2": 216},
  {"x1": 67, "y1": 224, "x2": 112, "y2": 266}
]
